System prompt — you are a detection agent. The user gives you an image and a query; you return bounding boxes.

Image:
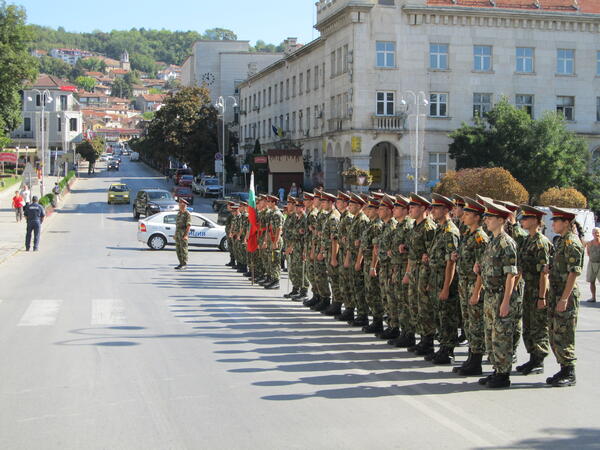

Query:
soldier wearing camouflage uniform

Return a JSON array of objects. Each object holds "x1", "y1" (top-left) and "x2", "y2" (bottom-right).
[
  {"x1": 452, "y1": 194, "x2": 469, "y2": 343},
  {"x1": 283, "y1": 197, "x2": 299, "y2": 298},
  {"x1": 174, "y1": 198, "x2": 191, "y2": 270},
  {"x1": 303, "y1": 193, "x2": 320, "y2": 306},
  {"x1": 228, "y1": 205, "x2": 241, "y2": 270},
  {"x1": 346, "y1": 194, "x2": 370, "y2": 326},
  {"x1": 314, "y1": 192, "x2": 340, "y2": 313},
  {"x1": 306, "y1": 191, "x2": 328, "y2": 307},
  {"x1": 236, "y1": 202, "x2": 249, "y2": 275},
  {"x1": 516, "y1": 205, "x2": 552, "y2": 376},
  {"x1": 310, "y1": 192, "x2": 334, "y2": 310},
  {"x1": 288, "y1": 198, "x2": 309, "y2": 301},
  {"x1": 264, "y1": 196, "x2": 283, "y2": 289},
  {"x1": 545, "y1": 206, "x2": 584, "y2": 387},
  {"x1": 224, "y1": 202, "x2": 237, "y2": 267},
  {"x1": 478, "y1": 200, "x2": 519, "y2": 389},
  {"x1": 257, "y1": 197, "x2": 272, "y2": 285}
]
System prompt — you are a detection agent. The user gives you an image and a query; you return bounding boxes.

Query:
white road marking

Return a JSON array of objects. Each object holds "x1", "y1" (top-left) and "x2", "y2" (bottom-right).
[
  {"x1": 91, "y1": 299, "x2": 126, "y2": 325},
  {"x1": 17, "y1": 300, "x2": 62, "y2": 326}
]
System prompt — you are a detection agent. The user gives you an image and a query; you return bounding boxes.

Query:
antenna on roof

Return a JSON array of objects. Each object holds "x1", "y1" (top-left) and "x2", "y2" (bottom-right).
[{"x1": 533, "y1": 0, "x2": 541, "y2": 8}]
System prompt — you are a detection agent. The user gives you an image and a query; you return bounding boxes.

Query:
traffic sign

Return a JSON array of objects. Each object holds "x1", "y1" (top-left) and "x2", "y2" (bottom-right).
[
  {"x1": 215, "y1": 160, "x2": 223, "y2": 173},
  {"x1": 241, "y1": 164, "x2": 250, "y2": 173},
  {"x1": 215, "y1": 152, "x2": 223, "y2": 160}
]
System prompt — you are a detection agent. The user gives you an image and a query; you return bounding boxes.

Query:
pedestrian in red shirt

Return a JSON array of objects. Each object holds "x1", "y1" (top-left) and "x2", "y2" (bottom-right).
[{"x1": 12, "y1": 191, "x2": 24, "y2": 222}]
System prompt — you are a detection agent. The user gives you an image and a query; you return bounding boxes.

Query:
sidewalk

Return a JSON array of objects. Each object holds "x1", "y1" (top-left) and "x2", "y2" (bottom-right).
[{"x1": 0, "y1": 173, "x2": 72, "y2": 264}]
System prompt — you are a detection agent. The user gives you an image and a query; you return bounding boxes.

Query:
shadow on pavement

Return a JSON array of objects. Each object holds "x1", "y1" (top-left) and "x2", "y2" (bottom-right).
[{"x1": 487, "y1": 427, "x2": 600, "y2": 449}]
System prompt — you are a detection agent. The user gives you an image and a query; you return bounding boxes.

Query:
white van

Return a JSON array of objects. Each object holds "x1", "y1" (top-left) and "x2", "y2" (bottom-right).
[
  {"x1": 130, "y1": 151, "x2": 140, "y2": 161},
  {"x1": 536, "y1": 207, "x2": 596, "y2": 244}
]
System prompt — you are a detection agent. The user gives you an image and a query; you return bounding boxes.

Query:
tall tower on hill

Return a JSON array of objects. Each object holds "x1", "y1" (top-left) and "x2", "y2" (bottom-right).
[{"x1": 120, "y1": 50, "x2": 130, "y2": 71}]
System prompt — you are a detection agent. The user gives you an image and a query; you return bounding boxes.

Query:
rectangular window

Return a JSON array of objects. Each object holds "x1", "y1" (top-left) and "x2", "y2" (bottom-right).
[
  {"x1": 292, "y1": 112, "x2": 296, "y2": 132},
  {"x1": 299, "y1": 73, "x2": 303, "y2": 95},
  {"x1": 69, "y1": 118, "x2": 77, "y2": 131},
  {"x1": 263, "y1": 120, "x2": 266, "y2": 138},
  {"x1": 473, "y1": 93, "x2": 492, "y2": 117},
  {"x1": 57, "y1": 117, "x2": 61, "y2": 132},
  {"x1": 299, "y1": 111, "x2": 303, "y2": 132},
  {"x1": 429, "y1": 43, "x2": 448, "y2": 70},
  {"x1": 473, "y1": 45, "x2": 492, "y2": 72},
  {"x1": 597, "y1": 97, "x2": 600, "y2": 122},
  {"x1": 376, "y1": 41, "x2": 396, "y2": 68},
  {"x1": 597, "y1": 51, "x2": 600, "y2": 76},
  {"x1": 556, "y1": 96, "x2": 575, "y2": 121},
  {"x1": 286, "y1": 79, "x2": 289, "y2": 99},
  {"x1": 516, "y1": 94, "x2": 534, "y2": 117},
  {"x1": 60, "y1": 95, "x2": 67, "y2": 111},
  {"x1": 285, "y1": 113, "x2": 289, "y2": 132},
  {"x1": 263, "y1": 89, "x2": 266, "y2": 107},
  {"x1": 314, "y1": 65, "x2": 319, "y2": 90},
  {"x1": 268, "y1": 118, "x2": 272, "y2": 137},
  {"x1": 516, "y1": 47, "x2": 534, "y2": 73},
  {"x1": 429, "y1": 153, "x2": 447, "y2": 181},
  {"x1": 429, "y1": 93, "x2": 448, "y2": 117},
  {"x1": 376, "y1": 91, "x2": 395, "y2": 116},
  {"x1": 257, "y1": 92, "x2": 261, "y2": 109},
  {"x1": 343, "y1": 92, "x2": 349, "y2": 118},
  {"x1": 36, "y1": 94, "x2": 41, "y2": 107},
  {"x1": 330, "y1": 96, "x2": 336, "y2": 118},
  {"x1": 557, "y1": 49, "x2": 574, "y2": 75},
  {"x1": 292, "y1": 76, "x2": 297, "y2": 97},
  {"x1": 280, "y1": 115, "x2": 284, "y2": 130},
  {"x1": 23, "y1": 117, "x2": 31, "y2": 132},
  {"x1": 268, "y1": 87, "x2": 272, "y2": 106},
  {"x1": 330, "y1": 52, "x2": 336, "y2": 77},
  {"x1": 306, "y1": 69, "x2": 311, "y2": 93},
  {"x1": 306, "y1": 107, "x2": 311, "y2": 131},
  {"x1": 280, "y1": 82, "x2": 284, "y2": 102},
  {"x1": 343, "y1": 45, "x2": 349, "y2": 73},
  {"x1": 322, "y1": 63, "x2": 326, "y2": 87},
  {"x1": 336, "y1": 48, "x2": 342, "y2": 75}
]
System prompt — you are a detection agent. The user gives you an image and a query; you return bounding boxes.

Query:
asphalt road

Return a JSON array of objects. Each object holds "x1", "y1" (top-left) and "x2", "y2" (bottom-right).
[{"x1": 0, "y1": 158, "x2": 599, "y2": 450}]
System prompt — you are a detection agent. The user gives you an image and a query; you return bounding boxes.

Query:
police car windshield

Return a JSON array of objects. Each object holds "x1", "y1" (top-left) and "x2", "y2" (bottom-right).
[
  {"x1": 205, "y1": 179, "x2": 219, "y2": 185},
  {"x1": 148, "y1": 191, "x2": 171, "y2": 200},
  {"x1": 109, "y1": 185, "x2": 128, "y2": 192}
]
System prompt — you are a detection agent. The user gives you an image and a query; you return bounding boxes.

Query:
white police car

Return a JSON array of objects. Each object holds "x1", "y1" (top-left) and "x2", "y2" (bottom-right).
[{"x1": 137, "y1": 211, "x2": 228, "y2": 251}]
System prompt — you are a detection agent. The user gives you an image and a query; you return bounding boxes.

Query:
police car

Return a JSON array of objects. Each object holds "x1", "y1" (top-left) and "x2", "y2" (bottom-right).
[{"x1": 137, "y1": 211, "x2": 228, "y2": 251}]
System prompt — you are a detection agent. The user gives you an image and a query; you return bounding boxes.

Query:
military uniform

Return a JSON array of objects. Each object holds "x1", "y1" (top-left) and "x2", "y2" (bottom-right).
[
  {"x1": 175, "y1": 206, "x2": 191, "y2": 268},
  {"x1": 304, "y1": 198, "x2": 321, "y2": 306},
  {"x1": 317, "y1": 193, "x2": 341, "y2": 313},
  {"x1": 266, "y1": 200, "x2": 284, "y2": 288},
  {"x1": 224, "y1": 204, "x2": 236, "y2": 266},
  {"x1": 334, "y1": 193, "x2": 355, "y2": 319},
  {"x1": 346, "y1": 196, "x2": 370, "y2": 325},
  {"x1": 360, "y1": 199, "x2": 384, "y2": 332},
  {"x1": 375, "y1": 195, "x2": 398, "y2": 338}
]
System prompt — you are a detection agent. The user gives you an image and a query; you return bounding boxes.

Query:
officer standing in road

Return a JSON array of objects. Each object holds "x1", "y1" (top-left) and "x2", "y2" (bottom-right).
[
  {"x1": 24, "y1": 195, "x2": 45, "y2": 252},
  {"x1": 175, "y1": 198, "x2": 191, "y2": 270},
  {"x1": 225, "y1": 202, "x2": 237, "y2": 267}
]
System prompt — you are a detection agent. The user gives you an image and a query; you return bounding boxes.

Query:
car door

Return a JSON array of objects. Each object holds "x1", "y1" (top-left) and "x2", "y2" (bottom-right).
[
  {"x1": 188, "y1": 214, "x2": 214, "y2": 246},
  {"x1": 162, "y1": 214, "x2": 177, "y2": 243}
]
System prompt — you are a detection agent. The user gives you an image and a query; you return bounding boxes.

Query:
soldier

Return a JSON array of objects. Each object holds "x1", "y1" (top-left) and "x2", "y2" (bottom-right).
[
  {"x1": 283, "y1": 197, "x2": 299, "y2": 298},
  {"x1": 265, "y1": 195, "x2": 284, "y2": 289},
  {"x1": 516, "y1": 205, "x2": 552, "y2": 376},
  {"x1": 478, "y1": 200, "x2": 519, "y2": 389},
  {"x1": 453, "y1": 197, "x2": 489, "y2": 376},
  {"x1": 388, "y1": 195, "x2": 415, "y2": 347},
  {"x1": 332, "y1": 192, "x2": 355, "y2": 319},
  {"x1": 300, "y1": 192, "x2": 318, "y2": 304},
  {"x1": 403, "y1": 194, "x2": 437, "y2": 355},
  {"x1": 314, "y1": 192, "x2": 341, "y2": 312},
  {"x1": 425, "y1": 193, "x2": 460, "y2": 364},
  {"x1": 357, "y1": 197, "x2": 384, "y2": 333},
  {"x1": 228, "y1": 203, "x2": 241, "y2": 270},
  {"x1": 452, "y1": 194, "x2": 469, "y2": 344},
  {"x1": 345, "y1": 193, "x2": 370, "y2": 326},
  {"x1": 290, "y1": 197, "x2": 309, "y2": 301},
  {"x1": 373, "y1": 195, "x2": 398, "y2": 339},
  {"x1": 174, "y1": 198, "x2": 191, "y2": 270},
  {"x1": 224, "y1": 201, "x2": 237, "y2": 267},
  {"x1": 306, "y1": 190, "x2": 328, "y2": 307},
  {"x1": 257, "y1": 196, "x2": 273, "y2": 285},
  {"x1": 545, "y1": 207, "x2": 584, "y2": 387}
]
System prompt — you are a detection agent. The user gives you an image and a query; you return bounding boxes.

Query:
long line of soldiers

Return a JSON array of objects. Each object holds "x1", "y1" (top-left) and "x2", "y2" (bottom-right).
[{"x1": 225, "y1": 190, "x2": 584, "y2": 389}]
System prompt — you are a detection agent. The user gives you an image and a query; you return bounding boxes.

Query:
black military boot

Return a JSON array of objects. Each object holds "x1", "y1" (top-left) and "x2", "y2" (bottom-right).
[
  {"x1": 487, "y1": 372, "x2": 511, "y2": 389},
  {"x1": 517, "y1": 354, "x2": 545, "y2": 375},
  {"x1": 414, "y1": 335, "x2": 435, "y2": 356},
  {"x1": 323, "y1": 301, "x2": 342, "y2": 316},
  {"x1": 432, "y1": 347, "x2": 454, "y2": 365},
  {"x1": 458, "y1": 353, "x2": 483, "y2": 376},
  {"x1": 336, "y1": 307, "x2": 354, "y2": 322},
  {"x1": 351, "y1": 314, "x2": 369, "y2": 327},
  {"x1": 548, "y1": 365, "x2": 576, "y2": 387},
  {"x1": 378, "y1": 327, "x2": 400, "y2": 340},
  {"x1": 314, "y1": 297, "x2": 331, "y2": 312},
  {"x1": 292, "y1": 288, "x2": 308, "y2": 302},
  {"x1": 226, "y1": 257, "x2": 235, "y2": 267},
  {"x1": 362, "y1": 318, "x2": 384, "y2": 334},
  {"x1": 458, "y1": 329, "x2": 467, "y2": 345},
  {"x1": 390, "y1": 332, "x2": 416, "y2": 348},
  {"x1": 265, "y1": 279, "x2": 280, "y2": 290},
  {"x1": 478, "y1": 370, "x2": 496, "y2": 386},
  {"x1": 284, "y1": 287, "x2": 299, "y2": 299},
  {"x1": 453, "y1": 350, "x2": 472, "y2": 373},
  {"x1": 236, "y1": 264, "x2": 245, "y2": 273},
  {"x1": 258, "y1": 277, "x2": 271, "y2": 286},
  {"x1": 243, "y1": 267, "x2": 252, "y2": 277},
  {"x1": 304, "y1": 294, "x2": 320, "y2": 307}
]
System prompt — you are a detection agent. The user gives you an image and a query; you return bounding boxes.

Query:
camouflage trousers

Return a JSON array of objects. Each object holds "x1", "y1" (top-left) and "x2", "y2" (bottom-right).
[
  {"x1": 522, "y1": 275, "x2": 550, "y2": 357},
  {"x1": 227, "y1": 237, "x2": 234, "y2": 261},
  {"x1": 483, "y1": 288, "x2": 521, "y2": 374},
  {"x1": 407, "y1": 261, "x2": 430, "y2": 336},
  {"x1": 175, "y1": 237, "x2": 188, "y2": 266},
  {"x1": 458, "y1": 276, "x2": 485, "y2": 353},
  {"x1": 238, "y1": 240, "x2": 247, "y2": 265},
  {"x1": 339, "y1": 261, "x2": 355, "y2": 308},
  {"x1": 392, "y1": 264, "x2": 412, "y2": 333},
  {"x1": 378, "y1": 262, "x2": 396, "y2": 327},
  {"x1": 313, "y1": 258, "x2": 331, "y2": 298},
  {"x1": 289, "y1": 248, "x2": 308, "y2": 289},
  {"x1": 548, "y1": 282, "x2": 579, "y2": 367},
  {"x1": 363, "y1": 257, "x2": 383, "y2": 318},
  {"x1": 429, "y1": 267, "x2": 459, "y2": 347},
  {"x1": 512, "y1": 279, "x2": 524, "y2": 355},
  {"x1": 267, "y1": 246, "x2": 282, "y2": 281},
  {"x1": 306, "y1": 256, "x2": 316, "y2": 292},
  {"x1": 327, "y1": 257, "x2": 342, "y2": 303},
  {"x1": 352, "y1": 259, "x2": 368, "y2": 316}
]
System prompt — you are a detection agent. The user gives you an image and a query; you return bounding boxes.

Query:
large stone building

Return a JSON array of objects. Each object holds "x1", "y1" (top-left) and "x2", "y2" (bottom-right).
[{"x1": 238, "y1": 0, "x2": 600, "y2": 192}]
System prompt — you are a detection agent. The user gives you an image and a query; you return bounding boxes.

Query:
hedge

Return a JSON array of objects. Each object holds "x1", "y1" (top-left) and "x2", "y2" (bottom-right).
[
  {"x1": 538, "y1": 187, "x2": 587, "y2": 208},
  {"x1": 39, "y1": 171, "x2": 76, "y2": 208}
]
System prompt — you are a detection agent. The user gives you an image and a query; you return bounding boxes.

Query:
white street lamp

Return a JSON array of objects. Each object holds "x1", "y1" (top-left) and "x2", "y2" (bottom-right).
[
  {"x1": 27, "y1": 89, "x2": 53, "y2": 196},
  {"x1": 215, "y1": 96, "x2": 238, "y2": 198},
  {"x1": 401, "y1": 91, "x2": 428, "y2": 194}
]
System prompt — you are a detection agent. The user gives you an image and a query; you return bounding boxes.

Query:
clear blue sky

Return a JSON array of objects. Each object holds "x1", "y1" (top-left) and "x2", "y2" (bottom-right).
[{"x1": 16, "y1": 0, "x2": 318, "y2": 45}]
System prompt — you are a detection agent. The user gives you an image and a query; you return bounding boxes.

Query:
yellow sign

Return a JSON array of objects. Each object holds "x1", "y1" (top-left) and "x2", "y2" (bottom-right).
[
  {"x1": 322, "y1": 138, "x2": 328, "y2": 155},
  {"x1": 351, "y1": 136, "x2": 362, "y2": 153}
]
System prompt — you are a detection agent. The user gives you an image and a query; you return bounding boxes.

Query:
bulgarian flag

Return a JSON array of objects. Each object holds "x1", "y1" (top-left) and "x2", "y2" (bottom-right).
[{"x1": 247, "y1": 172, "x2": 258, "y2": 253}]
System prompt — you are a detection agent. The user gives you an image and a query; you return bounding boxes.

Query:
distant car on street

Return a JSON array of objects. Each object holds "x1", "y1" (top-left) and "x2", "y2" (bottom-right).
[
  {"x1": 212, "y1": 192, "x2": 249, "y2": 211},
  {"x1": 175, "y1": 168, "x2": 193, "y2": 185},
  {"x1": 107, "y1": 183, "x2": 130, "y2": 204},
  {"x1": 107, "y1": 160, "x2": 120, "y2": 171},
  {"x1": 132, "y1": 188, "x2": 178, "y2": 219},
  {"x1": 178, "y1": 174, "x2": 194, "y2": 187},
  {"x1": 172, "y1": 186, "x2": 194, "y2": 205},
  {"x1": 137, "y1": 211, "x2": 227, "y2": 251},
  {"x1": 195, "y1": 177, "x2": 223, "y2": 197}
]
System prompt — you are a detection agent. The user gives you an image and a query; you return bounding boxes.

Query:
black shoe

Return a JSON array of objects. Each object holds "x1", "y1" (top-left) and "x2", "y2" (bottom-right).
[
  {"x1": 390, "y1": 332, "x2": 416, "y2": 348},
  {"x1": 244, "y1": 271, "x2": 253, "y2": 277},
  {"x1": 478, "y1": 371, "x2": 496, "y2": 386},
  {"x1": 458, "y1": 329, "x2": 467, "y2": 345},
  {"x1": 487, "y1": 372, "x2": 511, "y2": 389},
  {"x1": 414, "y1": 336, "x2": 435, "y2": 356},
  {"x1": 284, "y1": 288, "x2": 299, "y2": 299},
  {"x1": 362, "y1": 318, "x2": 384, "y2": 334},
  {"x1": 175, "y1": 264, "x2": 186, "y2": 270},
  {"x1": 323, "y1": 302, "x2": 342, "y2": 316},
  {"x1": 549, "y1": 365, "x2": 576, "y2": 387},
  {"x1": 259, "y1": 278, "x2": 272, "y2": 286},
  {"x1": 304, "y1": 295, "x2": 320, "y2": 307},
  {"x1": 351, "y1": 315, "x2": 369, "y2": 327},
  {"x1": 432, "y1": 347, "x2": 454, "y2": 365},
  {"x1": 236, "y1": 265, "x2": 245, "y2": 273},
  {"x1": 174, "y1": 265, "x2": 182, "y2": 270},
  {"x1": 517, "y1": 354, "x2": 545, "y2": 375},
  {"x1": 314, "y1": 297, "x2": 331, "y2": 312},
  {"x1": 291, "y1": 289, "x2": 307, "y2": 300},
  {"x1": 453, "y1": 350, "x2": 472, "y2": 373},
  {"x1": 458, "y1": 353, "x2": 483, "y2": 376},
  {"x1": 335, "y1": 307, "x2": 354, "y2": 322},
  {"x1": 378, "y1": 327, "x2": 400, "y2": 340},
  {"x1": 265, "y1": 280, "x2": 280, "y2": 290}
]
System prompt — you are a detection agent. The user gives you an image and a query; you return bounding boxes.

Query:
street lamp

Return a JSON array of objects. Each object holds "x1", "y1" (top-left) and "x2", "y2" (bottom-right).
[
  {"x1": 27, "y1": 89, "x2": 53, "y2": 196},
  {"x1": 400, "y1": 91, "x2": 428, "y2": 194},
  {"x1": 215, "y1": 96, "x2": 238, "y2": 197}
]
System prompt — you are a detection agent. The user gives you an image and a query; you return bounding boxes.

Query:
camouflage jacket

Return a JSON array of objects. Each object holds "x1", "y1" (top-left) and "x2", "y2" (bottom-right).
[
  {"x1": 348, "y1": 212, "x2": 370, "y2": 258},
  {"x1": 294, "y1": 212, "x2": 308, "y2": 251},
  {"x1": 360, "y1": 217, "x2": 383, "y2": 262},
  {"x1": 457, "y1": 226, "x2": 489, "y2": 281},
  {"x1": 239, "y1": 212, "x2": 249, "y2": 241},
  {"x1": 337, "y1": 210, "x2": 355, "y2": 257},
  {"x1": 377, "y1": 218, "x2": 398, "y2": 264},
  {"x1": 480, "y1": 231, "x2": 518, "y2": 293},
  {"x1": 175, "y1": 210, "x2": 191, "y2": 239},
  {"x1": 267, "y1": 208, "x2": 284, "y2": 248},
  {"x1": 225, "y1": 213, "x2": 234, "y2": 235},
  {"x1": 390, "y1": 216, "x2": 414, "y2": 266},
  {"x1": 320, "y1": 208, "x2": 341, "y2": 256},
  {"x1": 506, "y1": 222, "x2": 528, "y2": 272},
  {"x1": 521, "y1": 231, "x2": 552, "y2": 281},
  {"x1": 429, "y1": 219, "x2": 460, "y2": 271},
  {"x1": 550, "y1": 231, "x2": 583, "y2": 291},
  {"x1": 307, "y1": 208, "x2": 319, "y2": 252},
  {"x1": 283, "y1": 213, "x2": 297, "y2": 247},
  {"x1": 407, "y1": 217, "x2": 437, "y2": 264}
]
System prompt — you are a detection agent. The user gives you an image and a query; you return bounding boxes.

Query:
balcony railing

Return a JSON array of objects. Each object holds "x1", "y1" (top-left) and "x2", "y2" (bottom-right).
[
  {"x1": 328, "y1": 118, "x2": 344, "y2": 132},
  {"x1": 372, "y1": 114, "x2": 406, "y2": 131}
]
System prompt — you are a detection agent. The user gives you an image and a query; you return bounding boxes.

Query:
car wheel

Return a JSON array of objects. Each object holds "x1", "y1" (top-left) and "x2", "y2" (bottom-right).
[
  {"x1": 148, "y1": 234, "x2": 167, "y2": 250},
  {"x1": 133, "y1": 207, "x2": 140, "y2": 219},
  {"x1": 219, "y1": 237, "x2": 228, "y2": 252}
]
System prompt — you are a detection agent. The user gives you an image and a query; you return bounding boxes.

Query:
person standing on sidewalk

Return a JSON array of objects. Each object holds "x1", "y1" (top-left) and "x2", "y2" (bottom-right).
[
  {"x1": 24, "y1": 196, "x2": 45, "y2": 251},
  {"x1": 52, "y1": 182, "x2": 61, "y2": 206},
  {"x1": 586, "y1": 228, "x2": 600, "y2": 303},
  {"x1": 20, "y1": 184, "x2": 31, "y2": 206},
  {"x1": 12, "y1": 191, "x2": 24, "y2": 222},
  {"x1": 174, "y1": 198, "x2": 191, "y2": 270}
]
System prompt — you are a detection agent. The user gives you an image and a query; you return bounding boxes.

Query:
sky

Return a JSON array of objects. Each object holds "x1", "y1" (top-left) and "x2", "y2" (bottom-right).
[{"x1": 16, "y1": 0, "x2": 318, "y2": 46}]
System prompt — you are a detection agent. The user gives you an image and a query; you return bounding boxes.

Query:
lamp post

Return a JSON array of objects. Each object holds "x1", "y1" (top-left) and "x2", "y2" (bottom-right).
[
  {"x1": 400, "y1": 91, "x2": 428, "y2": 194},
  {"x1": 27, "y1": 89, "x2": 53, "y2": 196},
  {"x1": 215, "y1": 96, "x2": 238, "y2": 198}
]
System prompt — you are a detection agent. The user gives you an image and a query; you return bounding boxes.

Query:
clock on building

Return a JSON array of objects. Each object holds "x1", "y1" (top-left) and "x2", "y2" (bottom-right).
[{"x1": 201, "y1": 73, "x2": 216, "y2": 85}]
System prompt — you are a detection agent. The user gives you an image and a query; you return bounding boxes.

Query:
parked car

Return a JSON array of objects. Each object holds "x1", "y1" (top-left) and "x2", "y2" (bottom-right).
[
  {"x1": 173, "y1": 186, "x2": 194, "y2": 205},
  {"x1": 196, "y1": 177, "x2": 223, "y2": 197},
  {"x1": 178, "y1": 174, "x2": 194, "y2": 187},
  {"x1": 107, "y1": 160, "x2": 120, "y2": 171},
  {"x1": 175, "y1": 168, "x2": 193, "y2": 185},
  {"x1": 137, "y1": 212, "x2": 227, "y2": 251},
  {"x1": 130, "y1": 151, "x2": 140, "y2": 161},
  {"x1": 107, "y1": 183, "x2": 130, "y2": 204},
  {"x1": 132, "y1": 188, "x2": 178, "y2": 219},
  {"x1": 212, "y1": 192, "x2": 249, "y2": 211}
]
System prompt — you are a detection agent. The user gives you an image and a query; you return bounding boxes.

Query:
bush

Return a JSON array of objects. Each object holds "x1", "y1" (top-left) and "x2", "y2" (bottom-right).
[
  {"x1": 39, "y1": 193, "x2": 53, "y2": 208},
  {"x1": 538, "y1": 187, "x2": 587, "y2": 208},
  {"x1": 433, "y1": 167, "x2": 529, "y2": 204}
]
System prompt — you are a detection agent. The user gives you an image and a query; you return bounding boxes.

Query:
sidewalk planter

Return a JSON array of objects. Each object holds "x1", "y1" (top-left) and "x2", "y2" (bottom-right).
[{"x1": 40, "y1": 171, "x2": 77, "y2": 215}]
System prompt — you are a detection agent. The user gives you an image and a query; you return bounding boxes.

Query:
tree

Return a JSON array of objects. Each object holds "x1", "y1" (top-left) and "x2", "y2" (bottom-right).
[
  {"x1": 76, "y1": 57, "x2": 106, "y2": 73},
  {"x1": 449, "y1": 98, "x2": 591, "y2": 202},
  {"x1": 130, "y1": 53, "x2": 157, "y2": 76},
  {"x1": 75, "y1": 75, "x2": 96, "y2": 92},
  {"x1": 111, "y1": 71, "x2": 140, "y2": 99},
  {"x1": 433, "y1": 167, "x2": 529, "y2": 204},
  {"x1": 0, "y1": 2, "x2": 38, "y2": 134},
  {"x1": 37, "y1": 55, "x2": 72, "y2": 79},
  {"x1": 76, "y1": 137, "x2": 104, "y2": 164},
  {"x1": 202, "y1": 28, "x2": 237, "y2": 41},
  {"x1": 539, "y1": 187, "x2": 587, "y2": 208}
]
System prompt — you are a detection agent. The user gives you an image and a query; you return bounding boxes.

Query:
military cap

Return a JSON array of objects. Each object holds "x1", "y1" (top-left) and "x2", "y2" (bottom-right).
[
  {"x1": 476, "y1": 194, "x2": 494, "y2": 205},
  {"x1": 520, "y1": 205, "x2": 546, "y2": 219},
  {"x1": 303, "y1": 192, "x2": 314, "y2": 200},
  {"x1": 337, "y1": 191, "x2": 351, "y2": 202},
  {"x1": 230, "y1": 203, "x2": 240, "y2": 210},
  {"x1": 367, "y1": 197, "x2": 380, "y2": 208},
  {"x1": 295, "y1": 198, "x2": 305, "y2": 206},
  {"x1": 313, "y1": 188, "x2": 323, "y2": 196},
  {"x1": 409, "y1": 193, "x2": 431, "y2": 208},
  {"x1": 287, "y1": 197, "x2": 297, "y2": 205},
  {"x1": 431, "y1": 193, "x2": 454, "y2": 209},
  {"x1": 268, "y1": 195, "x2": 279, "y2": 203},
  {"x1": 379, "y1": 194, "x2": 395, "y2": 209},
  {"x1": 463, "y1": 196, "x2": 485, "y2": 214},
  {"x1": 287, "y1": 194, "x2": 295, "y2": 202},
  {"x1": 496, "y1": 200, "x2": 519, "y2": 213},
  {"x1": 372, "y1": 192, "x2": 385, "y2": 199},
  {"x1": 481, "y1": 199, "x2": 512, "y2": 219},
  {"x1": 549, "y1": 206, "x2": 576, "y2": 221},
  {"x1": 178, "y1": 197, "x2": 189, "y2": 205},
  {"x1": 321, "y1": 191, "x2": 336, "y2": 203},
  {"x1": 359, "y1": 193, "x2": 370, "y2": 202},
  {"x1": 227, "y1": 201, "x2": 236, "y2": 207},
  {"x1": 349, "y1": 192, "x2": 366, "y2": 205},
  {"x1": 239, "y1": 201, "x2": 248, "y2": 207},
  {"x1": 394, "y1": 194, "x2": 410, "y2": 208},
  {"x1": 453, "y1": 194, "x2": 466, "y2": 207}
]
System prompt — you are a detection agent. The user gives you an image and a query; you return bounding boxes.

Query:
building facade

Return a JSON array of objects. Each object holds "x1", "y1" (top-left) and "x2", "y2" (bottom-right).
[
  {"x1": 238, "y1": 0, "x2": 600, "y2": 192},
  {"x1": 49, "y1": 48, "x2": 95, "y2": 65}
]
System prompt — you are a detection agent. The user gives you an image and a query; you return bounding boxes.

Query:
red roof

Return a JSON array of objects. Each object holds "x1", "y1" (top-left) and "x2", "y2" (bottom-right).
[
  {"x1": 426, "y1": 0, "x2": 600, "y2": 13},
  {"x1": 85, "y1": 71, "x2": 104, "y2": 77},
  {"x1": 28, "y1": 74, "x2": 77, "y2": 91},
  {"x1": 140, "y1": 94, "x2": 167, "y2": 102},
  {"x1": 110, "y1": 69, "x2": 129, "y2": 75}
]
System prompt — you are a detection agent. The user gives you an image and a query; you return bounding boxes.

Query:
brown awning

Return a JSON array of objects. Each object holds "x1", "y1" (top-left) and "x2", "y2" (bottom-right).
[{"x1": 267, "y1": 149, "x2": 304, "y2": 173}]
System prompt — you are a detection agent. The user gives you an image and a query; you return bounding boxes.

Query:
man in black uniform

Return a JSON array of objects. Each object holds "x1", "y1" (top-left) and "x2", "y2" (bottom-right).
[{"x1": 24, "y1": 196, "x2": 45, "y2": 251}]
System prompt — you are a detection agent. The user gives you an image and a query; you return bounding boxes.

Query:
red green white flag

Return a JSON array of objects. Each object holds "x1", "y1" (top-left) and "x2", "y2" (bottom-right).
[{"x1": 247, "y1": 172, "x2": 258, "y2": 253}]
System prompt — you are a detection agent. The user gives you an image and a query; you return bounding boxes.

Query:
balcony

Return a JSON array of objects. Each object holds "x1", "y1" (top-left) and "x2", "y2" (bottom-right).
[
  {"x1": 11, "y1": 131, "x2": 34, "y2": 139},
  {"x1": 328, "y1": 118, "x2": 344, "y2": 132},
  {"x1": 372, "y1": 114, "x2": 406, "y2": 132}
]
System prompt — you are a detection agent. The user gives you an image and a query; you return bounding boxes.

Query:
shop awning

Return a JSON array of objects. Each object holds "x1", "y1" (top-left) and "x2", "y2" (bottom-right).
[{"x1": 267, "y1": 149, "x2": 304, "y2": 173}]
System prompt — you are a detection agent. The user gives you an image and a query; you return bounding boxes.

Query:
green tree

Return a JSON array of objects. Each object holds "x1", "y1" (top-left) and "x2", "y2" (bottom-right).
[
  {"x1": 449, "y1": 98, "x2": 591, "y2": 202},
  {"x1": 0, "y1": 2, "x2": 38, "y2": 135},
  {"x1": 130, "y1": 53, "x2": 157, "y2": 76},
  {"x1": 37, "y1": 55, "x2": 72, "y2": 79},
  {"x1": 75, "y1": 75, "x2": 96, "y2": 92},
  {"x1": 202, "y1": 28, "x2": 237, "y2": 41},
  {"x1": 111, "y1": 71, "x2": 140, "y2": 99},
  {"x1": 76, "y1": 137, "x2": 104, "y2": 164},
  {"x1": 76, "y1": 57, "x2": 106, "y2": 72}
]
